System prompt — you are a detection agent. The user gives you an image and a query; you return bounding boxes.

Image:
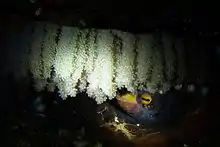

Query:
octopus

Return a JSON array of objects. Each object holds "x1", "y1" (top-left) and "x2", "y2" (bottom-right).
[{"x1": 116, "y1": 89, "x2": 186, "y2": 127}]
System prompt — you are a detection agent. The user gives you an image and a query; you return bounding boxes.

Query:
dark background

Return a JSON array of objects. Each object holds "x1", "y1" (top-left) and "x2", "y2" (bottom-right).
[
  {"x1": 1, "y1": 1, "x2": 220, "y2": 33},
  {"x1": 1, "y1": 1, "x2": 220, "y2": 147}
]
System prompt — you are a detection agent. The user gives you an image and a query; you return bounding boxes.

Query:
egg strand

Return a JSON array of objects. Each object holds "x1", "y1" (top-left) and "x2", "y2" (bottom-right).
[
  {"x1": 10, "y1": 22, "x2": 187, "y2": 104},
  {"x1": 29, "y1": 22, "x2": 46, "y2": 91}
]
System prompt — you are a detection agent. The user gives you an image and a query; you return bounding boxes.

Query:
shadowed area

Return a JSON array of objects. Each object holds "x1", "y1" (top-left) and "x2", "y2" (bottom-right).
[{"x1": 1, "y1": 1, "x2": 220, "y2": 147}]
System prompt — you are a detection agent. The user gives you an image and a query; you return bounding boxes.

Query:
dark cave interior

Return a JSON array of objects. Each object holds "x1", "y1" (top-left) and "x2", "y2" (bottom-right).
[{"x1": 1, "y1": 1, "x2": 220, "y2": 147}]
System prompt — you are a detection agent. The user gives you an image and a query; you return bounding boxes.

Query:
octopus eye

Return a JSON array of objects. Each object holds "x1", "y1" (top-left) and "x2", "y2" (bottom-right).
[{"x1": 141, "y1": 93, "x2": 152, "y2": 105}]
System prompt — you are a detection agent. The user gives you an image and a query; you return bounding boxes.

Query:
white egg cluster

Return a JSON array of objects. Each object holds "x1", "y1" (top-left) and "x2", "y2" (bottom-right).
[
  {"x1": 162, "y1": 33, "x2": 176, "y2": 82},
  {"x1": 87, "y1": 30, "x2": 115, "y2": 104},
  {"x1": 175, "y1": 38, "x2": 187, "y2": 83},
  {"x1": 54, "y1": 26, "x2": 79, "y2": 98},
  {"x1": 114, "y1": 31, "x2": 136, "y2": 93},
  {"x1": 147, "y1": 35, "x2": 164, "y2": 93},
  {"x1": 42, "y1": 23, "x2": 58, "y2": 81},
  {"x1": 136, "y1": 34, "x2": 153, "y2": 91},
  {"x1": 10, "y1": 21, "x2": 186, "y2": 104},
  {"x1": 29, "y1": 22, "x2": 46, "y2": 91}
]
